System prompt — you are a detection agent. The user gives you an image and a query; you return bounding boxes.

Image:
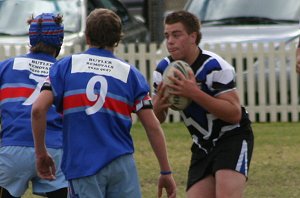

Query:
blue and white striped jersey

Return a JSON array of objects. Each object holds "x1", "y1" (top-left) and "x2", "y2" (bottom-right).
[{"x1": 153, "y1": 49, "x2": 251, "y2": 153}]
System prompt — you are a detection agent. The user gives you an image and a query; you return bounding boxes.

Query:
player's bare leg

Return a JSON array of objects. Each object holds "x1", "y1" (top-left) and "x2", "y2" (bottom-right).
[
  {"x1": 215, "y1": 170, "x2": 246, "y2": 198},
  {"x1": 187, "y1": 175, "x2": 215, "y2": 198}
]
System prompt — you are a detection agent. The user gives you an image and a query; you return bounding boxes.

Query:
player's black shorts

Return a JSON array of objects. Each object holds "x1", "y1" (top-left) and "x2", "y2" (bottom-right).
[{"x1": 186, "y1": 125, "x2": 254, "y2": 191}]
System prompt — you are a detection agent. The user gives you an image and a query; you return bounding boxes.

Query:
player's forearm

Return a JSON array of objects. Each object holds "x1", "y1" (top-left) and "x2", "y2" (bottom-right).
[
  {"x1": 153, "y1": 107, "x2": 168, "y2": 123},
  {"x1": 152, "y1": 95, "x2": 168, "y2": 123},
  {"x1": 147, "y1": 128, "x2": 172, "y2": 171},
  {"x1": 31, "y1": 105, "x2": 48, "y2": 156},
  {"x1": 138, "y1": 109, "x2": 172, "y2": 171}
]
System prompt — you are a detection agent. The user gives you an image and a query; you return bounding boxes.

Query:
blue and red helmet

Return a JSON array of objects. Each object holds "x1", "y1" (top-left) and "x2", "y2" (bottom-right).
[{"x1": 29, "y1": 13, "x2": 64, "y2": 47}]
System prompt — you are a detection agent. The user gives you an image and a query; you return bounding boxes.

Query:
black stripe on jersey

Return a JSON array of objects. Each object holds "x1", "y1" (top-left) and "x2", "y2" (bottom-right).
[
  {"x1": 212, "y1": 80, "x2": 236, "y2": 91},
  {"x1": 190, "y1": 49, "x2": 208, "y2": 73}
]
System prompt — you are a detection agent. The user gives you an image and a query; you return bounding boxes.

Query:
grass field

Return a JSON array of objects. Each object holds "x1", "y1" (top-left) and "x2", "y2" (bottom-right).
[{"x1": 24, "y1": 122, "x2": 300, "y2": 198}]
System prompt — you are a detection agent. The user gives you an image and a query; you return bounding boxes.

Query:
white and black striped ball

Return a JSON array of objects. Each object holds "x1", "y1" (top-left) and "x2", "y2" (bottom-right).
[{"x1": 162, "y1": 60, "x2": 193, "y2": 111}]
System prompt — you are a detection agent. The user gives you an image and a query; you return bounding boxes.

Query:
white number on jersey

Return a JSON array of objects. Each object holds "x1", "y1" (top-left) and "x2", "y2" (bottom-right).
[{"x1": 85, "y1": 76, "x2": 108, "y2": 115}]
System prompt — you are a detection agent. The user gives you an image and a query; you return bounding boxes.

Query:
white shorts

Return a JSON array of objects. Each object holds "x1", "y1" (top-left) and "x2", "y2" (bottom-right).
[{"x1": 0, "y1": 146, "x2": 68, "y2": 197}]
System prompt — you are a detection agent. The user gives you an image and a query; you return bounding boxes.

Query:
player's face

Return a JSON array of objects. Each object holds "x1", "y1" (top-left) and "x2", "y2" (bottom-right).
[{"x1": 164, "y1": 22, "x2": 196, "y2": 61}]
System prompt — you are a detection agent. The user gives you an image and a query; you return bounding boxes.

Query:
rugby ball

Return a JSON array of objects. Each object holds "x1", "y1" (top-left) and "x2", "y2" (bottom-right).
[{"x1": 162, "y1": 60, "x2": 193, "y2": 111}]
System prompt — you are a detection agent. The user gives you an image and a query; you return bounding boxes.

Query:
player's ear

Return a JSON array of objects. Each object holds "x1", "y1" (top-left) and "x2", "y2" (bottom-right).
[
  {"x1": 85, "y1": 35, "x2": 91, "y2": 45},
  {"x1": 189, "y1": 32, "x2": 197, "y2": 44}
]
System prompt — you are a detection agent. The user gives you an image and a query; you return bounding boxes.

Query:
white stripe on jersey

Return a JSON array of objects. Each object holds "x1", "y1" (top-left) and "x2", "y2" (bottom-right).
[{"x1": 180, "y1": 111, "x2": 215, "y2": 140}]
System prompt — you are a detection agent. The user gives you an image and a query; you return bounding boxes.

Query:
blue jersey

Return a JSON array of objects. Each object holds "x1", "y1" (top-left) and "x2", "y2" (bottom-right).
[
  {"x1": 153, "y1": 49, "x2": 251, "y2": 153},
  {"x1": 48, "y1": 48, "x2": 151, "y2": 180},
  {"x1": 0, "y1": 52, "x2": 63, "y2": 148}
]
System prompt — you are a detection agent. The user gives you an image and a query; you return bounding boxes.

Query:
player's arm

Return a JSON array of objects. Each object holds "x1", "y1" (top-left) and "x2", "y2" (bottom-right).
[
  {"x1": 152, "y1": 68, "x2": 171, "y2": 123},
  {"x1": 168, "y1": 69, "x2": 242, "y2": 124},
  {"x1": 31, "y1": 89, "x2": 56, "y2": 180},
  {"x1": 136, "y1": 108, "x2": 176, "y2": 198},
  {"x1": 137, "y1": 108, "x2": 172, "y2": 173},
  {"x1": 152, "y1": 82, "x2": 170, "y2": 123},
  {"x1": 192, "y1": 89, "x2": 242, "y2": 123},
  {"x1": 296, "y1": 37, "x2": 300, "y2": 74}
]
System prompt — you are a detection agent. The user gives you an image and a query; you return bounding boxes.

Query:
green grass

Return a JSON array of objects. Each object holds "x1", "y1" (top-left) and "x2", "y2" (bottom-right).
[{"x1": 24, "y1": 122, "x2": 300, "y2": 198}]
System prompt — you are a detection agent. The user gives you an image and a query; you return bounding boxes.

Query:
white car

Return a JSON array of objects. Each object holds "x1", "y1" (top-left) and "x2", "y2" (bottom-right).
[
  {"x1": 0, "y1": 0, "x2": 148, "y2": 48},
  {"x1": 185, "y1": 0, "x2": 300, "y2": 47},
  {"x1": 185, "y1": 0, "x2": 300, "y2": 105}
]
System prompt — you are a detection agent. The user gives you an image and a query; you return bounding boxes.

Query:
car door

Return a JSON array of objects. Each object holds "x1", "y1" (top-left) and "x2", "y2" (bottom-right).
[{"x1": 87, "y1": 0, "x2": 148, "y2": 43}]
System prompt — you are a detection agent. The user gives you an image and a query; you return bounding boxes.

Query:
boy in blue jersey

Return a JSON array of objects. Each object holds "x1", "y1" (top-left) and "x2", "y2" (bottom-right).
[
  {"x1": 31, "y1": 8, "x2": 176, "y2": 198},
  {"x1": 152, "y1": 11, "x2": 254, "y2": 198},
  {"x1": 0, "y1": 14, "x2": 67, "y2": 198}
]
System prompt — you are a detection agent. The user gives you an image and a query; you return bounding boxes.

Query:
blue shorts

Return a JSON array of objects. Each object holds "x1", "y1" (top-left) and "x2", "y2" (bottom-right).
[
  {"x1": 0, "y1": 146, "x2": 68, "y2": 197},
  {"x1": 68, "y1": 154, "x2": 141, "y2": 198}
]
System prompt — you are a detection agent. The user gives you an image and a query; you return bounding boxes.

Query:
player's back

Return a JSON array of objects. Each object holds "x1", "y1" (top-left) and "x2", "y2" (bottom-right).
[
  {"x1": 49, "y1": 47, "x2": 150, "y2": 180},
  {"x1": 0, "y1": 53, "x2": 63, "y2": 148}
]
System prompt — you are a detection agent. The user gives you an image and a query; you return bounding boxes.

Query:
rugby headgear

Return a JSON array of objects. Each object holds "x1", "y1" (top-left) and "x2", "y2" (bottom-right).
[{"x1": 29, "y1": 13, "x2": 64, "y2": 48}]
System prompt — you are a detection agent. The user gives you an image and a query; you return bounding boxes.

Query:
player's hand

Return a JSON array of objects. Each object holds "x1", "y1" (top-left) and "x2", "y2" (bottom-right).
[
  {"x1": 167, "y1": 69, "x2": 197, "y2": 99},
  {"x1": 36, "y1": 153, "x2": 56, "y2": 180},
  {"x1": 153, "y1": 82, "x2": 171, "y2": 123},
  {"x1": 157, "y1": 174, "x2": 177, "y2": 198},
  {"x1": 154, "y1": 82, "x2": 171, "y2": 108}
]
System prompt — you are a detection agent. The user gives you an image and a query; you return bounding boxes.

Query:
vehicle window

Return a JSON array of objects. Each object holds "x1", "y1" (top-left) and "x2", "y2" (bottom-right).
[
  {"x1": 188, "y1": 0, "x2": 300, "y2": 24},
  {"x1": 100, "y1": 0, "x2": 130, "y2": 24},
  {"x1": 87, "y1": 1, "x2": 95, "y2": 14},
  {"x1": 0, "y1": 0, "x2": 82, "y2": 35}
]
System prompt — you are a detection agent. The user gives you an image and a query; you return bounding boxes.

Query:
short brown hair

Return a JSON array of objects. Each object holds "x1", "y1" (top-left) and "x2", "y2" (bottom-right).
[
  {"x1": 85, "y1": 8, "x2": 123, "y2": 48},
  {"x1": 30, "y1": 42, "x2": 57, "y2": 54},
  {"x1": 165, "y1": 11, "x2": 201, "y2": 45}
]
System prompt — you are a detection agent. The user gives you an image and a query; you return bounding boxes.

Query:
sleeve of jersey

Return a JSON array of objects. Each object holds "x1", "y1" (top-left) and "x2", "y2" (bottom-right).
[
  {"x1": 0, "y1": 58, "x2": 13, "y2": 79},
  {"x1": 0, "y1": 60, "x2": 7, "y2": 102},
  {"x1": 131, "y1": 68, "x2": 153, "y2": 113},
  {"x1": 203, "y1": 59, "x2": 236, "y2": 96},
  {"x1": 152, "y1": 57, "x2": 170, "y2": 95},
  {"x1": 48, "y1": 59, "x2": 68, "y2": 114}
]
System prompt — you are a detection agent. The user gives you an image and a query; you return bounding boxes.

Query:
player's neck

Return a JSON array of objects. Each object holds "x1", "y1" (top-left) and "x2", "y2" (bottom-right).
[
  {"x1": 186, "y1": 46, "x2": 200, "y2": 65},
  {"x1": 89, "y1": 45, "x2": 114, "y2": 52}
]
